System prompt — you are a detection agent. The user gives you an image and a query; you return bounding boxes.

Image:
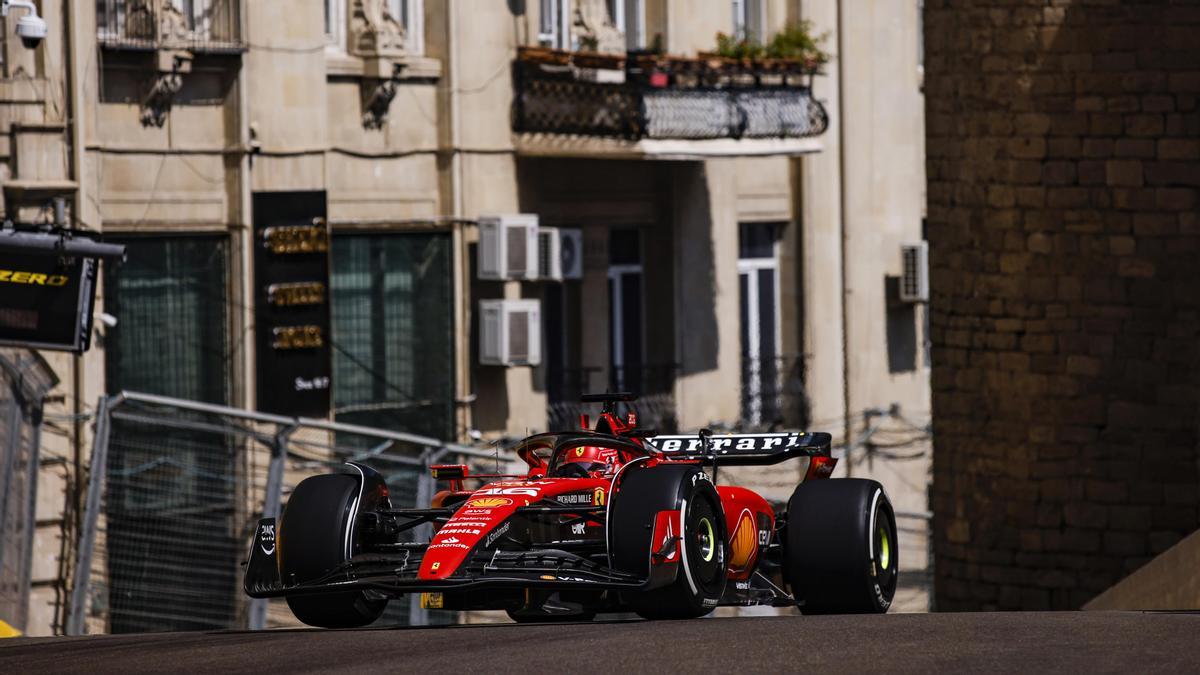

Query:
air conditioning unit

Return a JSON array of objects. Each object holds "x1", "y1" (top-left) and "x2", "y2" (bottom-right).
[
  {"x1": 479, "y1": 299, "x2": 542, "y2": 366},
  {"x1": 537, "y1": 227, "x2": 563, "y2": 280},
  {"x1": 558, "y1": 228, "x2": 583, "y2": 279},
  {"x1": 478, "y1": 214, "x2": 539, "y2": 280},
  {"x1": 536, "y1": 227, "x2": 584, "y2": 281},
  {"x1": 899, "y1": 242, "x2": 929, "y2": 303}
]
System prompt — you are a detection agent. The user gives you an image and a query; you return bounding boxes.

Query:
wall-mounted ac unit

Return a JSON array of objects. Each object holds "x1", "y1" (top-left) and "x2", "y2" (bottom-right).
[
  {"x1": 479, "y1": 299, "x2": 542, "y2": 366},
  {"x1": 536, "y1": 227, "x2": 584, "y2": 281},
  {"x1": 478, "y1": 214, "x2": 539, "y2": 280},
  {"x1": 537, "y1": 227, "x2": 563, "y2": 281},
  {"x1": 899, "y1": 241, "x2": 929, "y2": 303},
  {"x1": 558, "y1": 228, "x2": 583, "y2": 279}
]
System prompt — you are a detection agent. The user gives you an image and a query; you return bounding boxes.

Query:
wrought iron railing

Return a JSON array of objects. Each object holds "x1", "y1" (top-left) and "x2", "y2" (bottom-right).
[
  {"x1": 512, "y1": 58, "x2": 829, "y2": 141},
  {"x1": 97, "y1": 0, "x2": 244, "y2": 52},
  {"x1": 739, "y1": 354, "x2": 810, "y2": 432},
  {"x1": 547, "y1": 363, "x2": 678, "y2": 433}
]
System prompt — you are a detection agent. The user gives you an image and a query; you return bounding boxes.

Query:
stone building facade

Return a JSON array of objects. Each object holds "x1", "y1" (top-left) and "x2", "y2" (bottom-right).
[
  {"x1": 926, "y1": 0, "x2": 1200, "y2": 610},
  {"x1": 0, "y1": 0, "x2": 931, "y2": 633}
]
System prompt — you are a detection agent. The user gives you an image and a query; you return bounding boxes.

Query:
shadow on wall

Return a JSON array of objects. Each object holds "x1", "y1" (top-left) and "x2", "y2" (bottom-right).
[
  {"x1": 927, "y1": 1, "x2": 1200, "y2": 611},
  {"x1": 468, "y1": 241, "x2": 511, "y2": 433},
  {"x1": 673, "y1": 162, "x2": 721, "y2": 378}
]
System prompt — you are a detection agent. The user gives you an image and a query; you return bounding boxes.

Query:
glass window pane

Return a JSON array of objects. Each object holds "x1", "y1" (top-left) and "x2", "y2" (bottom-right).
[
  {"x1": 104, "y1": 236, "x2": 231, "y2": 404},
  {"x1": 330, "y1": 233, "x2": 454, "y2": 440}
]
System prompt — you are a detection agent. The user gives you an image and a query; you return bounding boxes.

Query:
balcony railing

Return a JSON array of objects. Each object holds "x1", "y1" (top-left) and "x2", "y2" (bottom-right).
[
  {"x1": 513, "y1": 48, "x2": 829, "y2": 141},
  {"x1": 97, "y1": 0, "x2": 244, "y2": 53},
  {"x1": 740, "y1": 354, "x2": 810, "y2": 432}
]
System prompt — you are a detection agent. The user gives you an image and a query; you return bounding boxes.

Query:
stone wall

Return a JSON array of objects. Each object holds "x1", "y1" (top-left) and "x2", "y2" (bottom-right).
[{"x1": 926, "y1": 0, "x2": 1200, "y2": 610}]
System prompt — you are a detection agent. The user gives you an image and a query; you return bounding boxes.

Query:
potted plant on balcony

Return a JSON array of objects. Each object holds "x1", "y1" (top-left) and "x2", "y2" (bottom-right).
[{"x1": 766, "y1": 21, "x2": 831, "y2": 84}]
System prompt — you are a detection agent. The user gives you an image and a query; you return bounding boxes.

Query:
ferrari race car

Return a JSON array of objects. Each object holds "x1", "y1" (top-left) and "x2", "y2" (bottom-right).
[{"x1": 244, "y1": 393, "x2": 898, "y2": 626}]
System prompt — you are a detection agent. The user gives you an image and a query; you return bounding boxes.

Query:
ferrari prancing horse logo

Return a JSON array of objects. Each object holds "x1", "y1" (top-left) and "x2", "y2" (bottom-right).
[
  {"x1": 593, "y1": 487, "x2": 605, "y2": 506},
  {"x1": 575, "y1": 448, "x2": 585, "y2": 457}
]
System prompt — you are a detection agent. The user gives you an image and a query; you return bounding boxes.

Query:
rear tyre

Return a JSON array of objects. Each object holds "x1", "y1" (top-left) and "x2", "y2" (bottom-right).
[
  {"x1": 279, "y1": 472, "x2": 387, "y2": 628},
  {"x1": 609, "y1": 465, "x2": 728, "y2": 620},
  {"x1": 785, "y1": 478, "x2": 897, "y2": 614}
]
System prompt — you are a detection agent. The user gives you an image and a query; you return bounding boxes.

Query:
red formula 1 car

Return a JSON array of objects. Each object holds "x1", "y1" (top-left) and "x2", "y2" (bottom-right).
[{"x1": 244, "y1": 393, "x2": 898, "y2": 627}]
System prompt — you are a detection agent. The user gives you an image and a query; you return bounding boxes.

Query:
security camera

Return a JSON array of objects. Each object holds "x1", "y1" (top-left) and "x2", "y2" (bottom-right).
[
  {"x1": 16, "y1": 14, "x2": 46, "y2": 49},
  {"x1": 2, "y1": 1, "x2": 45, "y2": 50}
]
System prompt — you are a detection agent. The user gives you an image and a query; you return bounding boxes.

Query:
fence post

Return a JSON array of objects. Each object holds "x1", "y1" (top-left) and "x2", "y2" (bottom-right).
[
  {"x1": 66, "y1": 395, "x2": 112, "y2": 636},
  {"x1": 407, "y1": 446, "x2": 436, "y2": 627},
  {"x1": 248, "y1": 425, "x2": 294, "y2": 631}
]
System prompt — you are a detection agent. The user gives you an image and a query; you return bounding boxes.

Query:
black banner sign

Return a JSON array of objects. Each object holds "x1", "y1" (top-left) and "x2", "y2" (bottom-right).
[
  {"x1": 0, "y1": 254, "x2": 96, "y2": 353},
  {"x1": 253, "y1": 192, "x2": 331, "y2": 417}
]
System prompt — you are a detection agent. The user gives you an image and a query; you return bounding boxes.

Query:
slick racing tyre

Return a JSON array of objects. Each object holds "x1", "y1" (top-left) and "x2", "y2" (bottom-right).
[
  {"x1": 610, "y1": 464, "x2": 728, "y2": 620},
  {"x1": 785, "y1": 478, "x2": 897, "y2": 614},
  {"x1": 279, "y1": 471, "x2": 387, "y2": 628}
]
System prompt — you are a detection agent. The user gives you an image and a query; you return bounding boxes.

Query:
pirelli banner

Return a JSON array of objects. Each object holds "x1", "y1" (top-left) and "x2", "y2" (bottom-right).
[
  {"x1": 0, "y1": 231, "x2": 124, "y2": 354},
  {"x1": 253, "y1": 192, "x2": 332, "y2": 418}
]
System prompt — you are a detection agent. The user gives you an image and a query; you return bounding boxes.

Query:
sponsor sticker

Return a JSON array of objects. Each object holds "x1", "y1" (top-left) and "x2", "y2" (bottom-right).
[
  {"x1": 735, "y1": 581, "x2": 751, "y2": 591},
  {"x1": 484, "y1": 522, "x2": 512, "y2": 548},
  {"x1": 594, "y1": 487, "x2": 606, "y2": 506},
  {"x1": 650, "y1": 433, "x2": 808, "y2": 454},
  {"x1": 557, "y1": 492, "x2": 593, "y2": 505},
  {"x1": 258, "y1": 523, "x2": 276, "y2": 556},
  {"x1": 420, "y1": 592, "x2": 443, "y2": 609},
  {"x1": 465, "y1": 497, "x2": 513, "y2": 509},
  {"x1": 437, "y1": 528, "x2": 481, "y2": 536},
  {"x1": 477, "y1": 487, "x2": 539, "y2": 497},
  {"x1": 571, "y1": 522, "x2": 586, "y2": 535}
]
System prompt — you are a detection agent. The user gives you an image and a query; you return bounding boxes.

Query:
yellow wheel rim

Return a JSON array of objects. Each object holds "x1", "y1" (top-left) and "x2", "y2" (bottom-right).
[
  {"x1": 879, "y1": 526, "x2": 891, "y2": 570},
  {"x1": 698, "y1": 517, "x2": 715, "y2": 563}
]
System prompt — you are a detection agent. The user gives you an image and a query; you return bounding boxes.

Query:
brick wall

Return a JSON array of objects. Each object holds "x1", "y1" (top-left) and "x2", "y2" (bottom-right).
[{"x1": 925, "y1": 0, "x2": 1200, "y2": 610}]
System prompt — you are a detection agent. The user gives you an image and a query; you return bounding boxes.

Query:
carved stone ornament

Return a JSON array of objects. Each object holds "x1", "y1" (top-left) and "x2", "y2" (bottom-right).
[
  {"x1": 573, "y1": 0, "x2": 625, "y2": 53},
  {"x1": 350, "y1": 0, "x2": 407, "y2": 57}
]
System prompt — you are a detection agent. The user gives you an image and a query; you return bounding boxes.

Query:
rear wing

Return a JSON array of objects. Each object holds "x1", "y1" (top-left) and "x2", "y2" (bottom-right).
[{"x1": 644, "y1": 431, "x2": 832, "y2": 466}]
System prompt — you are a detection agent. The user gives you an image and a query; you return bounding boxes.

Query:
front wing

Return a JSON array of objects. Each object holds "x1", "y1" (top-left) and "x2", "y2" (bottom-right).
[{"x1": 244, "y1": 516, "x2": 656, "y2": 599}]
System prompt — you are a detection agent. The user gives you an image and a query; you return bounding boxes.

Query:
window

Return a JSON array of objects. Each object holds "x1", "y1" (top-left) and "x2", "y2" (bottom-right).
[
  {"x1": 331, "y1": 233, "x2": 454, "y2": 440},
  {"x1": 608, "y1": 228, "x2": 643, "y2": 393},
  {"x1": 326, "y1": 0, "x2": 423, "y2": 55},
  {"x1": 96, "y1": 0, "x2": 242, "y2": 46},
  {"x1": 539, "y1": 0, "x2": 572, "y2": 49},
  {"x1": 389, "y1": 0, "x2": 424, "y2": 55},
  {"x1": 738, "y1": 223, "x2": 782, "y2": 428},
  {"x1": 732, "y1": 0, "x2": 765, "y2": 42},
  {"x1": 104, "y1": 237, "x2": 232, "y2": 404},
  {"x1": 615, "y1": 0, "x2": 644, "y2": 49}
]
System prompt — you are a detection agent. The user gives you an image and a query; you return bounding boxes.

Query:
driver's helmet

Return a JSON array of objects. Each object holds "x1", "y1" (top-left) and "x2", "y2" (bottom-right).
[{"x1": 552, "y1": 445, "x2": 619, "y2": 478}]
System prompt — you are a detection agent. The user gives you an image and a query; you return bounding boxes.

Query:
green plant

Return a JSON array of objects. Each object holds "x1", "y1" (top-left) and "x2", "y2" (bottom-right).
[
  {"x1": 714, "y1": 31, "x2": 765, "y2": 61},
  {"x1": 765, "y1": 20, "x2": 831, "y2": 68},
  {"x1": 579, "y1": 34, "x2": 599, "y2": 52}
]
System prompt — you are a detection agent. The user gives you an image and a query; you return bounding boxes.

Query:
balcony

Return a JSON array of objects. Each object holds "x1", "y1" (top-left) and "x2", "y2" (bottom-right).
[
  {"x1": 512, "y1": 47, "x2": 829, "y2": 160},
  {"x1": 96, "y1": 0, "x2": 244, "y2": 53}
]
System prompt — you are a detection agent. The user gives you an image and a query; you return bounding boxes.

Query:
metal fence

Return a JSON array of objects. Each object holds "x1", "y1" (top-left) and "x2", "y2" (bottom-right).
[
  {"x1": 513, "y1": 61, "x2": 829, "y2": 141},
  {"x1": 96, "y1": 0, "x2": 244, "y2": 52},
  {"x1": 67, "y1": 390, "x2": 505, "y2": 635},
  {"x1": 0, "y1": 350, "x2": 57, "y2": 634}
]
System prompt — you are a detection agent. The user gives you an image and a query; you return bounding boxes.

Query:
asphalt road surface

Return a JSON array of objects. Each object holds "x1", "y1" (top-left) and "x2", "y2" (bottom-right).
[{"x1": 3, "y1": 611, "x2": 1198, "y2": 673}]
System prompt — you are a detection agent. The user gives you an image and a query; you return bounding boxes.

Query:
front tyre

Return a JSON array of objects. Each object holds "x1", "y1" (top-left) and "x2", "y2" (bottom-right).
[
  {"x1": 610, "y1": 465, "x2": 728, "y2": 620},
  {"x1": 785, "y1": 478, "x2": 897, "y2": 614},
  {"x1": 279, "y1": 471, "x2": 387, "y2": 628}
]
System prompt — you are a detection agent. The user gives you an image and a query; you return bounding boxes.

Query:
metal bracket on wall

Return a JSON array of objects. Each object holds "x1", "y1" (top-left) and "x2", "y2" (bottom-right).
[
  {"x1": 361, "y1": 62, "x2": 405, "y2": 130},
  {"x1": 141, "y1": 50, "x2": 193, "y2": 128}
]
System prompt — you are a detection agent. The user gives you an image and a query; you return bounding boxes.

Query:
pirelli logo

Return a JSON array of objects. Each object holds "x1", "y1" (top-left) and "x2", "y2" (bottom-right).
[{"x1": 0, "y1": 270, "x2": 70, "y2": 286}]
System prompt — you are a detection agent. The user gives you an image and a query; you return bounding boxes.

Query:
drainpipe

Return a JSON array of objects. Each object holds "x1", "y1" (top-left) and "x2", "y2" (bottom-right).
[
  {"x1": 447, "y1": 0, "x2": 470, "y2": 440},
  {"x1": 835, "y1": 0, "x2": 853, "y2": 476}
]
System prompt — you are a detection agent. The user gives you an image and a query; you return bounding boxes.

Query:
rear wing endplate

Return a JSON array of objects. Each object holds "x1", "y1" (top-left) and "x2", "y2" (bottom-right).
[{"x1": 644, "y1": 431, "x2": 832, "y2": 466}]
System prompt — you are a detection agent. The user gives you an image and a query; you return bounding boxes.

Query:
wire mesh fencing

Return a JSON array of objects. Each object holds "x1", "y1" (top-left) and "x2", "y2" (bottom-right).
[
  {"x1": 67, "y1": 390, "x2": 499, "y2": 635},
  {"x1": 0, "y1": 350, "x2": 57, "y2": 633}
]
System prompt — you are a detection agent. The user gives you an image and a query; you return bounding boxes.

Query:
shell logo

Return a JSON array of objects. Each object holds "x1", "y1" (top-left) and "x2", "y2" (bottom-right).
[
  {"x1": 729, "y1": 511, "x2": 757, "y2": 570},
  {"x1": 465, "y1": 497, "x2": 513, "y2": 509}
]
